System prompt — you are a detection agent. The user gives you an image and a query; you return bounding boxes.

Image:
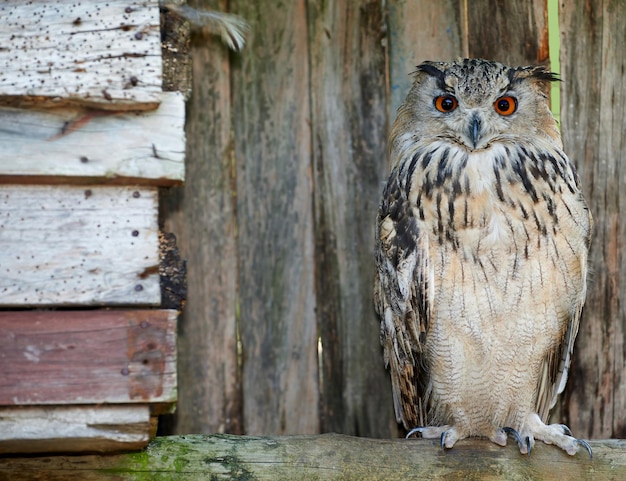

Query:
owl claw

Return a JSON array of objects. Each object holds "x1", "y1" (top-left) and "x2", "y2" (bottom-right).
[
  {"x1": 577, "y1": 439, "x2": 593, "y2": 459},
  {"x1": 502, "y1": 427, "x2": 532, "y2": 456},
  {"x1": 405, "y1": 425, "x2": 460, "y2": 450},
  {"x1": 405, "y1": 427, "x2": 424, "y2": 439},
  {"x1": 405, "y1": 425, "x2": 450, "y2": 440},
  {"x1": 503, "y1": 427, "x2": 523, "y2": 446},
  {"x1": 561, "y1": 425, "x2": 572, "y2": 436}
]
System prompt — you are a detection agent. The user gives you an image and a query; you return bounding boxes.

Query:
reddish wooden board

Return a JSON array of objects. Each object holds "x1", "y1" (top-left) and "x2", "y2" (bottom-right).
[{"x1": 0, "y1": 310, "x2": 177, "y2": 410}]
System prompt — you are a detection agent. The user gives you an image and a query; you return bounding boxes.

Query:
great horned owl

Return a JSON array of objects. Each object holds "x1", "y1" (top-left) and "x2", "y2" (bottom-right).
[{"x1": 374, "y1": 58, "x2": 592, "y2": 456}]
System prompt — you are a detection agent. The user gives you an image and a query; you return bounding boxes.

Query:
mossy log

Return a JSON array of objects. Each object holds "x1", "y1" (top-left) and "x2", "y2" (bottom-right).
[{"x1": 1, "y1": 434, "x2": 624, "y2": 480}]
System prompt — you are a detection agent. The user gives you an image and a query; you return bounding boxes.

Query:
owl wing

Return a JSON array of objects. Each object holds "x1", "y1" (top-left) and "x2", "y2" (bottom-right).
[
  {"x1": 535, "y1": 303, "x2": 583, "y2": 421},
  {"x1": 535, "y1": 192, "x2": 592, "y2": 422},
  {"x1": 374, "y1": 167, "x2": 432, "y2": 429}
]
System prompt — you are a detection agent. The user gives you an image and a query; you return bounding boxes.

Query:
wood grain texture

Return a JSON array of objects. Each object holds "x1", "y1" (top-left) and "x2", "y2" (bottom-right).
[
  {"x1": 0, "y1": 185, "x2": 160, "y2": 306},
  {"x1": 0, "y1": 0, "x2": 162, "y2": 110},
  {"x1": 307, "y1": 1, "x2": 396, "y2": 437},
  {"x1": 160, "y1": 0, "x2": 242, "y2": 435},
  {"x1": 231, "y1": 0, "x2": 319, "y2": 435},
  {"x1": 0, "y1": 405, "x2": 152, "y2": 454},
  {"x1": 0, "y1": 310, "x2": 177, "y2": 407},
  {"x1": 559, "y1": 0, "x2": 626, "y2": 439},
  {"x1": 387, "y1": 0, "x2": 462, "y2": 115},
  {"x1": 465, "y1": 0, "x2": 550, "y2": 66},
  {"x1": 0, "y1": 92, "x2": 185, "y2": 185},
  {"x1": 0, "y1": 434, "x2": 622, "y2": 480}
]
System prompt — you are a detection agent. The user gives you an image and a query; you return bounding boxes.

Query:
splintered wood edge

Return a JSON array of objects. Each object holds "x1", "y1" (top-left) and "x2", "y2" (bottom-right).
[
  {"x1": 0, "y1": 405, "x2": 153, "y2": 454},
  {"x1": 0, "y1": 92, "x2": 185, "y2": 185}
]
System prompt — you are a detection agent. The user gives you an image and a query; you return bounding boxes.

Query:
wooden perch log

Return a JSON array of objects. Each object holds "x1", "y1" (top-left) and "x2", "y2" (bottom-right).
[{"x1": 0, "y1": 434, "x2": 624, "y2": 480}]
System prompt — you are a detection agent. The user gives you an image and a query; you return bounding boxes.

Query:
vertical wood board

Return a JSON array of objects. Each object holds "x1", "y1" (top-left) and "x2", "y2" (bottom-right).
[
  {"x1": 160, "y1": 0, "x2": 241, "y2": 436},
  {"x1": 465, "y1": 0, "x2": 550, "y2": 66},
  {"x1": 559, "y1": 0, "x2": 626, "y2": 438},
  {"x1": 0, "y1": 92, "x2": 185, "y2": 184},
  {"x1": 0, "y1": 310, "x2": 177, "y2": 406},
  {"x1": 0, "y1": 0, "x2": 162, "y2": 110},
  {"x1": 231, "y1": 0, "x2": 319, "y2": 435},
  {"x1": 387, "y1": 0, "x2": 462, "y2": 116},
  {"x1": 307, "y1": 0, "x2": 397, "y2": 437},
  {"x1": 0, "y1": 185, "x2": 160, "y2": 306}
]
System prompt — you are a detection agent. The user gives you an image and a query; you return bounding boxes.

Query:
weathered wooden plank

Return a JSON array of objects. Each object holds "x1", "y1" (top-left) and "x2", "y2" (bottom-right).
[
  {"x1": 465, "y1": 0, "x2": 550, "y2": 66},
  {"x1": 230, "y1": 0, "x2": 319, "y2": 435},
  {"x1": 387, "y1": 0, "x2": 462, "y2": 115},
  {"x1": 307, "y1": 1, "x2": 397, "y2": 438},
  {"x1": 0, "y1": 310, "x2": 177, "y2": 407},
  {"x1": 0, "y1": 405, "x2": 153, "y2": 454},
  {"x1": 0, "y1": 0, "x2": 162, "y2": 110},
  {"x1": 0, "y1": 185, "x2": 160, "y2": 306},
  {"x1": 160, "y1": 0, "x2": 242, "y2": 434},
  {"x1": 0, "y1": 92, "x2": 185, "y2": 185},
  {"x1": 559, "y1": 0, "x2": 626, "y2": 438},
  {"x1": 0, "y1": 434, "x2": 623, "y2": 480}
]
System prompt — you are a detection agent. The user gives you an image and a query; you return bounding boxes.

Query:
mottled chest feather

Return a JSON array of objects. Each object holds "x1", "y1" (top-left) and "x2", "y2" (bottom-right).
[{"x1": 381, "y1": 140, "x2": 582, "y2": 254}]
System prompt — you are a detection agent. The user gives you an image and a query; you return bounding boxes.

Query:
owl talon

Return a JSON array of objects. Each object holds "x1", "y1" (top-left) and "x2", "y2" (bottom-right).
[
  {"x1": 577, "y1": 439, "x2": 593, "y2": 459},
  {"x1": 561, "y1": 425, "x2": 572, "y2": 436},
  {"x1": 405, "y1": 427, "x2": 424, "y2": 439},
  {"x1": 526, "y1": 437, "x2": 532, "y2": 457},
  {"x1": 440, "y1": 431, "x2": 447, "y2": 450},
  {"x1": 503, "y1": 427, "x2": 523, "y2": 447},
  {"x1": 405, "y1": 425, "x2": 450, "y2": 440}
]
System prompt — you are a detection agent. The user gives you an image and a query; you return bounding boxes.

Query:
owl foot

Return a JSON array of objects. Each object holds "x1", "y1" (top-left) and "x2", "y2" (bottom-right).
[
  {"x1": 406, "y1": 425, "x2": 462, "y2": 449},
  {"x1": 509, "y1": 414, "x2": 592, "y2": 458}
]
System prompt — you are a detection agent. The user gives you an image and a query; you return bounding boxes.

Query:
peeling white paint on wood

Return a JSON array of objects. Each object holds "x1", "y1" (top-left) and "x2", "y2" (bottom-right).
[
  {"x1": 0, "y1": 405, "x2": 152, "y2": 453},
  {"x1": 0, "y1": 0, "x2": 162, "y2": 110},
  {"x1": 0, "y1": 92, "x2": 185, "y2": 184},
  {"x1": 0, "y1": 185, "x2": 160, "y2": 306}
]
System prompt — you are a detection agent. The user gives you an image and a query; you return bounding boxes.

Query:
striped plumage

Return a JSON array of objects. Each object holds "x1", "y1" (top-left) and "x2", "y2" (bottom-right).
[{"x1": 374, "y1": 59, "x2": 592, "y2": 455}]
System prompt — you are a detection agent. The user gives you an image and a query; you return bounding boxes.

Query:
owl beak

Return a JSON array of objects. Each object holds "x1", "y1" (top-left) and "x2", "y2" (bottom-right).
[{"x1": 469, "y1": 113, "x2": 482, "y2": 149}]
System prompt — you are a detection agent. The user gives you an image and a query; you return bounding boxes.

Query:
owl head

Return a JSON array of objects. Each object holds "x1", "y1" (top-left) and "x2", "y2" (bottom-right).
[{"x1": 390, "y1": 58, "x2": 561, "y2": 161}]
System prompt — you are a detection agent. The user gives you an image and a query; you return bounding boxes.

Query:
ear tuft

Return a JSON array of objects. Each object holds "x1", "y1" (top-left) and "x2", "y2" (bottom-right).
[{"x1": 509, "y1": 66, "x2": 560, "y2": 85}]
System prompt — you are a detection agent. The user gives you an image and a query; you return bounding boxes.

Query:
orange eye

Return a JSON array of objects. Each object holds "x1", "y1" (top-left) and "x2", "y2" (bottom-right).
[
  {"x1": 434, "y1": 95, "x2": 458, "y2": 113},
  {"x1": 494, "y1": 96, "x2": 517, "y2": 116}
]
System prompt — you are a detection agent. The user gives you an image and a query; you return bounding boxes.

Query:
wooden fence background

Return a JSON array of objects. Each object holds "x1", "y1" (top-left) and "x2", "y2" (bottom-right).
[{"x1": 161, "y1": 0, "x2": 626, "y2": 440}]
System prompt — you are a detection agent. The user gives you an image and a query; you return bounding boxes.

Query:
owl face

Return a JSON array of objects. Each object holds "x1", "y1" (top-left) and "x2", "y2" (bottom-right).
[{"x1": 392, "y1": 59, "x2": 561, "y2": 156}]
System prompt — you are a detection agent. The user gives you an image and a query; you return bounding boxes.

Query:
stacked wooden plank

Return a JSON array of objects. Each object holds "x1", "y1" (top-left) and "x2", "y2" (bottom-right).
[{"x1": 0, "y1": 0, "x2": 185, "y2": 453}]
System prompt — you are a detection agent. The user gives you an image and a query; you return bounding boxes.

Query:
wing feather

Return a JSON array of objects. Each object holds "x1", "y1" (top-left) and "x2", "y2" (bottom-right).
[
  {"x1": 535, "y1": 185, "x2": 593, "y2": 421},
  {"x1": 374, "y1": 167, "x2": 432, "y2": 429},
  {"x1": 535, "y1": 283, "x2": 586, "y2": 421}
]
